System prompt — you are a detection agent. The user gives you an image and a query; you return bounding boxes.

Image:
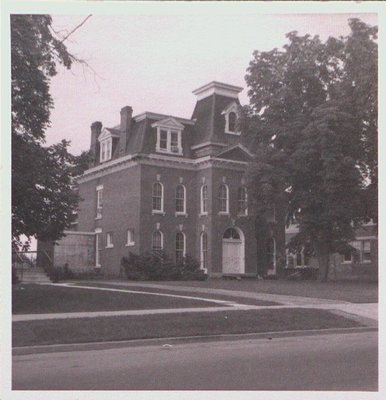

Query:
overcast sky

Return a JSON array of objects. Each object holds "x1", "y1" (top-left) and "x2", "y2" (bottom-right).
[{"x1": 47, "y1": 11, "x2": 377, "y2": 155}]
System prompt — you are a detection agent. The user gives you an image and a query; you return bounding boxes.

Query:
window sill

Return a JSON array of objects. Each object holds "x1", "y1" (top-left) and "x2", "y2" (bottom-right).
[
  {"x1": 199, "y1": 212, "x2": 208, "y2": 217},
  {"x1": 95, "y1": 215, "x2": 102, "y2": 220},
  {"x1": 152, "y1": 210, "x2": 166, "y2": 216},
  {"x1": 156, "y1": 149, "x2": 183, "y2": 156},
  {"x1": 225, "y1": 130, "x2": 241, "y2": 136},
  {"x1": 218, "y1": 212, "x2": 230, "y2": 216},
  {"x1": 105, "y1": 245, "x2": 114, "y2": 249},
  {"x1": 125, "y1": 242, "x2": 135, "y2": 247},
  {"x1": 100, "y1": 157, "x2": 112, "y2": 163},
  {"x1": 237, "y1": 213, "x2": 248, "y2": 218},
  {"x1": 175, "y1": 212, "x2": 188, "y2": 217}
]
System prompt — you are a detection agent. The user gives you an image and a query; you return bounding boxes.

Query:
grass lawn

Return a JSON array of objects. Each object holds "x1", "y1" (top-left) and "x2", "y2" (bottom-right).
[
  {"x1": 73, "y1": 282, "x2": 278, "y2": 306},
  {"x1": 12, "y1": 308, "x2": 362, "y2": 347},
  {"x1": 158, "y1": 279, "x2": 378, "y2": 303},
  {"x1": 12, "y1": 284, "x2": 226, "y2": 314}
]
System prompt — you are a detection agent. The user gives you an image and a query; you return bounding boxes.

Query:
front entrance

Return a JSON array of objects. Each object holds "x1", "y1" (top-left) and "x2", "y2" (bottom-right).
[{"x1": 222, "y1": 227, "x2": 245, "y2": 274}]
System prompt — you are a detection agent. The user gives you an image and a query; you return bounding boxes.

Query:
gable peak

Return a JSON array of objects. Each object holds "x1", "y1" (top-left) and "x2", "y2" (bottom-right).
[{"x1": 151, "y1": 117, "x2": 185, "y2": 130}]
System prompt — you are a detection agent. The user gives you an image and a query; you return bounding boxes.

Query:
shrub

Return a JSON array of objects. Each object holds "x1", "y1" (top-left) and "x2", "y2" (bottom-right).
[
  {"x1": 121, "y1": 252, "x2": 207, "y2": 281},
  {"x1": 50, "y1": 266, "x2": 73, "y2": 282}
]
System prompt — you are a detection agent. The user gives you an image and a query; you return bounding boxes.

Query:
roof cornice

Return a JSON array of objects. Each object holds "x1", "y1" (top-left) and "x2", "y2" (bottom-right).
[
  {"x1": 133, "y1": 112, "x2": 195, "y2": 125},
  {"x1": 193, "y1": 81, "x2": 243, "y2": 101},
  {"x1": 76, "y1": 152, "x2": 248, "y2": 183}
]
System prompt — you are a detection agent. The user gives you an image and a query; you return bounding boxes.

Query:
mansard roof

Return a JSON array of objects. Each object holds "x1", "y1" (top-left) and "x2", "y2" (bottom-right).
[
  {"x1": 191, "y1": 94, "x2": 241, "y2": 147},
  {"x1": 89, "y1": 82, "x2": 248, "y2": 166}
]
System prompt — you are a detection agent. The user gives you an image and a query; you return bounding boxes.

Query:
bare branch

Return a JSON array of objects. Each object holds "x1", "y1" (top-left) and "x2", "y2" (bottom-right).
[{"x1": 57, "y1": 15, "x2": 92, "y2": 45}]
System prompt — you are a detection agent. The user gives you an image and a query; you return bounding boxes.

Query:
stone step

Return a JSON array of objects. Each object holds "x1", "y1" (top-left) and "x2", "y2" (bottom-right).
[
  {"x1": 16, "y1": 270, "x2": 52, "y2": 283},
  {"x1": 19, "y1": 272, "x2": 48, "y2": 276},
  {"x1": 20, "y1": 278, "x2": 52, "y2": 283}
]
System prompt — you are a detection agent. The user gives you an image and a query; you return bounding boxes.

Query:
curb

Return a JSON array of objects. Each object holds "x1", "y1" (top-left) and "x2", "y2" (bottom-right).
[{"x1": 12, "y1": 326, "x2": 377, "y2": 356}]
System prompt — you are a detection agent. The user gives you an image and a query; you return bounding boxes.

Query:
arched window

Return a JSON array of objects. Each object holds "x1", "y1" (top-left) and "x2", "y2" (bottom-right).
[
  {"x1": 200, "y1": 232, "x2": 208, "y2": 270},
  {"x1": 175, "y1": 184, "x2": 186, "y2": 213},
  {"x1": 152, "y1": 231, "x2": 163, "y2": 251},
  {"x1": 223, "y1": 228, "x2": 241, "y2": 240},
  {"x1": 152, "y1": 182, "x2": 163, "y2": 212},
  {"x1": 228, "y1": 112, "x2": 237, "y2": 132},
  {"x1": 219, "y1": 184, "x2": 229, "y2": 213},
  {"x1": 201, "y1": 185, "x2": 208, "y2": 214},
  {"x1": 176, "y1": 232, "x2": 185, "y2": 263},
  {"x1": 237, "y1": 187, "x2": 248, "y2": 215}
]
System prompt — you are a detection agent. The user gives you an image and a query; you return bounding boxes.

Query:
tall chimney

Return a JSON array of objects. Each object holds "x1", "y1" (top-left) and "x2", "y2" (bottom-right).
[
  {"x1": 90, "y1": 121, "x2": 102, "y2": 166},
  {"x1": 120, "y1": 106, "x2": 133, "y2": 155}
]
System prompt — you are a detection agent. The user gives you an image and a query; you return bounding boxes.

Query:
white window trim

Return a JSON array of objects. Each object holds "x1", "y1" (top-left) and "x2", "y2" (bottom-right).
[
  {"x1": 96, "y1": 185, "x2": 103, "y2": 220},
  {"x1": 200, "y1": 231, "x2": 208, "y2": 273},
  {"x1": 106, "y1": 232, "x2": 114, "y2": 248},
  {"x1": 125, "y1": 229, "x2": 135, "y2": 247},
  {"x1": 342, "y1": 240, "x2": 372, "y2": 264},
  {"x1": 225, "y1": 112, "x2": 240, "y2": 135},
  {"x1": 95, "y1": 228, "x2": 102, "y2": 268},
  {"x1": 218, "y1": 184, "x2": 229, "y2": 215},
  {"x1": 152, "y1": 182, "x2": 164, "y2": 213},
  {"x1": 152, "y1": 230, "x2": 164, "y2": 251},
  {"x1": 200, "y1": 184, "x2": 209, "y2": 215},
  {"x1": 156, "y1": 127, "x2": 183, "y2": 155},
  {"x1": 222, "y1": 103, "x2": 240, "y2": 135},
  {"x1": 237, "y1": 187, "x2": 248, "y2": 216},
  {"x1": 100, "y1": 137, "x2": 113, "y2": 162},
  {"x1": 176, "y1": 231, "x2": 186, "y2": 261},
  {"x1": 175, "y1": 184, "x2": 186, "y2": 215}
]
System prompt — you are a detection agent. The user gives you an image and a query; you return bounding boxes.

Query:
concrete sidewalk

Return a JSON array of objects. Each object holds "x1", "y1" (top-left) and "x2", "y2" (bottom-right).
[
  {"x1": 13, "y1": 282, "x2": 378, "y2": 325},
  {"x1": 78, "y1": 280, "x2": 357, "y2": 306}
]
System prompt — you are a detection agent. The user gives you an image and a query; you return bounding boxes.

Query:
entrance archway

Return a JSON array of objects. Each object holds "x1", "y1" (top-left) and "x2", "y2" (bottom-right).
[{"x1": 222, "y1": 227, "x2": 245, "y2": 274}]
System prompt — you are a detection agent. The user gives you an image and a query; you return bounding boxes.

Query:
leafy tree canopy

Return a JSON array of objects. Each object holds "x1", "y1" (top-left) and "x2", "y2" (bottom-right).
[
  {"x1": 242, "y1": 18, "x2": 377, "y2": 280},
  {"x1": 11, "y1": 15, "x2": 92, "y2": 249}
]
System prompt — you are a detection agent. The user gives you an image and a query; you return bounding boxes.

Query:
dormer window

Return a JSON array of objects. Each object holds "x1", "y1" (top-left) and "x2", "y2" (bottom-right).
[
  {"x1": 98, "y1": 127, "x2": 119, "y2": 163},
  {"x1": 222, "y1": 102, "x2": 240, "y2": 135},
  {"x1": 228, "y1": 112, "x2": 237, "y2": 132},
  {"x1": 100, "y1": 138, "x2": 112, "y2": 162},
  {"x1": 152, "y1": 117, "x2": 184, "y2": 155}
]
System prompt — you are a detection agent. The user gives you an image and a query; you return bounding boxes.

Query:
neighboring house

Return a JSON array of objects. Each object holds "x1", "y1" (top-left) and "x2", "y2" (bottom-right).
[
  {"x1": 67, "y1": 81, "x2": 284, "y2": 278},
  {"x1": 285, "y1": 222, "x2": 378, "y2": 279}
]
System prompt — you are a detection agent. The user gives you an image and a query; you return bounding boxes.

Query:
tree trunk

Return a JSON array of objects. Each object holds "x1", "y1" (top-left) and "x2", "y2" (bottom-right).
[{"x1": 315, "y1": 241, "x2": 330, "y2": 282}]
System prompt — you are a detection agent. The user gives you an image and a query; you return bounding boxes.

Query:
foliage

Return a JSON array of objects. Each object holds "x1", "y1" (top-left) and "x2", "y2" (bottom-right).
[
  {"x1": 285, "y1": 267, "x2": 318, "y2": 281},
  {"x1": 121, "y1": 252, "x2": 207, "y2": 281},
  {"x1": 11, "y1": 15, "x2": 92, "y2": 248},
  {"x1": 243, "y1": 19, "x2": 377, "y2": 280}
]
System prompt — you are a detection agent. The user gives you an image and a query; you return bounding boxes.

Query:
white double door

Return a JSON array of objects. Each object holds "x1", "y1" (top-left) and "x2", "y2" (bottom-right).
[{"x1": 222, "y1": 239, "x2": 245, "y2": 274}]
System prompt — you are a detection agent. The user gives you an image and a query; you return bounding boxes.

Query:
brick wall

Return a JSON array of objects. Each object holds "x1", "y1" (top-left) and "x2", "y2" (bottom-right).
[
  {"x1": 139, "y1": 164, "x2": 198, "y2": 262},
  {"x1": 77, "y1": 165, "x2": 141, "y2": 276},
  {"x1": 76, "y1": 159, "x2": 261, "y2": 277}
]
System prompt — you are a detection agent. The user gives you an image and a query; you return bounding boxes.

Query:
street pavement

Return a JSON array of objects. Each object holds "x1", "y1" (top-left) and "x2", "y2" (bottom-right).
[{"x1": 12, "y1": 331, "x2": 378, "y2": 390}]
